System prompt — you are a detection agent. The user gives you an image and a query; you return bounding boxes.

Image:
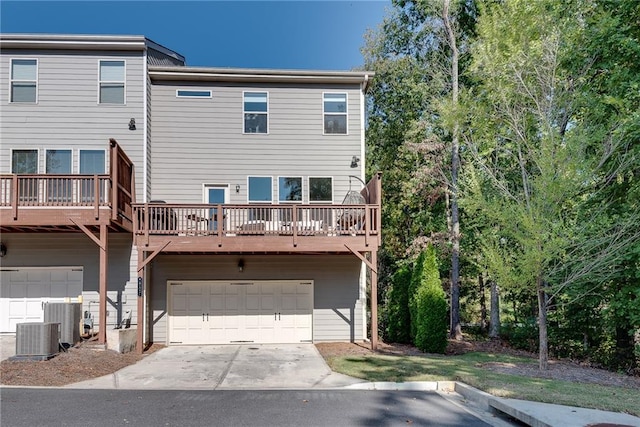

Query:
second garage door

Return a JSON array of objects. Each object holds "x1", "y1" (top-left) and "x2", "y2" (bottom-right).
[{"x1": 168, "y1": 280, "x2": 313, "y2": 345}]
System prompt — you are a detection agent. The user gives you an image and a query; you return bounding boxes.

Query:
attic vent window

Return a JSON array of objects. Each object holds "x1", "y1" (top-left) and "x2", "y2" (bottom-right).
[{"x1": 176, "y1": 90, "x2": 212, "y2": 98}]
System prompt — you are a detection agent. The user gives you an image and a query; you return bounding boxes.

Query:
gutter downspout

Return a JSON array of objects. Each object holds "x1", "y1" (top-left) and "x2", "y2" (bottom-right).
[{"x1": 359, "y1": 74, "x2": 369, "y2": 341}]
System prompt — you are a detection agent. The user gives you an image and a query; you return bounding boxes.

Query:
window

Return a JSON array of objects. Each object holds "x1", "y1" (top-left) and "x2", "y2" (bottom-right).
[
  {"x1": 11, "y1": 149, "x2": 38, "y2": 173},
  {"x1": 309, "y1": 177, "x2": 333, "y2": 203},
  {"x1": 248, "y1": 176, "x2": 272, "y2": 221},
  {"x1": 11, "y1": 59, "x2": 37, "y2": 103},
  {"x1": 79, "y1": 150, "x2": 106, "y2": 174},
  {"x1": 244, "y1": 92, "x2": 268, "y2": 133},
  {"x1": 11, "y1": 149, "x2": 38, "y2": 202},
  {"x1": 46, "y1": 150, "x2": 72, "y2": 202},
  {"x1": 99, "y1": 60, "x2": 125, "y2": 104},
  {"x1": 248, "y1": 176, "x2": 272, "y2": 202},
  {"x1": 278, "y1": 177, "x2": 302, "y2": 203},
  {"x1": 323, "y1": 93, "x2": 347, "y2": 134},
  {"x1": 177, "y1": 90, "x2": 212, "y2": 98},
  {"x1": 80, "y1": 150, "x2": 106, "y2": 203}
]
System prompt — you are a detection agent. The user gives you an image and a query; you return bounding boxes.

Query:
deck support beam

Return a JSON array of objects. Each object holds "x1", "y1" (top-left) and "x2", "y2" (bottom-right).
[
  {"x1": 345, "y1": 244, "x2": 378, "y2": 351},
  {"x1": 98, "y1": 224, "x2": 108, "y2": 345},
  {"x1": 72, "y1": 219, "x2": 108, "y2": 345}
]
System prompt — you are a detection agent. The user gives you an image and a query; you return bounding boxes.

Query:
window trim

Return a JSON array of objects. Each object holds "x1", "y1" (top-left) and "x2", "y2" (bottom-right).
[
  {"x1": 202, "y1": 183, "x2": 230, "y2": 204},
  {"x1": 79, "y1": 149, "x2": 107, "y2": 174},
  {"x1": 308, "y1": 176, "x2": 334, "y2": 204},
  {"x1": 243, "y1": 91, "x2": 269, "y2": 134},
  {"x1": 323, "y1": 92, "x2": 348, "y2": 135},
  {"x1": 10, "y1": 148, "x2": 40, "y2": 173},
  {"x1": 247, "y1": 175, "x2": 273, "y2": 203},
  {"x1": 98, "y1": 59, "x2": 126, "y2": 105},
  {"x1": 277, "y1": 176, "x2": 304, "y2": 204},
  {"x1": 176, "y1": 89, "x2": 213, "y2": 98},
  {"x1": 10, "y1": 58, "x2": 38, "y2": 104},
  {"x1": 44, "y1": 149, "x2": 72, "y2": 174}
]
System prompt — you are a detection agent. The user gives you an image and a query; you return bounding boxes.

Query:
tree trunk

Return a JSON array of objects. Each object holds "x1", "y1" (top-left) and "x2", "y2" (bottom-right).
[
  {"x1": 537, "y1": 277, "x2": 549, "y2": 370},
  {"x1": 489, "y1": 280, "x2": 500, "y2": 339},
  {"x1": 443, "y1": 0, "x2": 462, "y2": 341},
  {"x1": 479, "y1": 274, "x2": 487, "y2": 332}
]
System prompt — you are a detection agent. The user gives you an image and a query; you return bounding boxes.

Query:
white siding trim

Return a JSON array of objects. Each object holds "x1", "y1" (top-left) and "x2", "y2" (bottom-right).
[
  {"x1": 359, "y1": 83, "x2": 366, "y2": 183},
  {"x1": 143, "y1": 50, "x2": 149, "y2": 203}
]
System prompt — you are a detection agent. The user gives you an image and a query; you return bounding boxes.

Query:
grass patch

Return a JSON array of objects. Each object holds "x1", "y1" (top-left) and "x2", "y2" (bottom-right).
[{"x1": 325, "y1": 352, "x2": 640, "y2": 416}]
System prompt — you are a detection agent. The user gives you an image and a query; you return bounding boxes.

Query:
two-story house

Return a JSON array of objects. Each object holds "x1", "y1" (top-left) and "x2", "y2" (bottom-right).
[{"x1": 0, "y1": 33, "x2": 380, "y2": 353}]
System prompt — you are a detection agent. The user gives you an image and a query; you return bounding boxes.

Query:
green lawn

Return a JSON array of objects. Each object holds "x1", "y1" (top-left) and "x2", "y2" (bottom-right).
[{"x1": 325, "y1": 352, "x2": 640, "y2": 416}]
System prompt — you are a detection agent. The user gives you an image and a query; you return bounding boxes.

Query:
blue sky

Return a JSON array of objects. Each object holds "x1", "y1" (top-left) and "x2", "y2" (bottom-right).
[{"x1": 0, "y1": 1, "x2": 390, "y2": 70}]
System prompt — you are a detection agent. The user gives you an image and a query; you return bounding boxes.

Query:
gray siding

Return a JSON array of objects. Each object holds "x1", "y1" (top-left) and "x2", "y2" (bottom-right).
[
  {"x1": 150, "y1": 254, "x2": 365, "y2": 343},
  {"x1": 149, "y1": 81, "x2": 364, "y2": 204},
  {"x1": 0, "y1": 49, "x2": 146, "y2": 200},
  {"x1": 0, "y1": 233, "x2": 137, "y2": 329}
]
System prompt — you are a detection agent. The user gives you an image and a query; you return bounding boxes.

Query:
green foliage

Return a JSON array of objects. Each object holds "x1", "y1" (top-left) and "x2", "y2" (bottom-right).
[
  {"x1": 411, "y1": 246, "x2": 448, "y2": 353},
  {"x1": 384, "y1": 265, "x2": 413, "y2": 343}
]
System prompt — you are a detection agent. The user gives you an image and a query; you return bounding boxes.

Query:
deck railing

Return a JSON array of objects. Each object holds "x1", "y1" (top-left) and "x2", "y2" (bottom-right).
[
  {"x1": 133, "y1": 203, "x2": 380, "y2": 241},
  {"x1": 1, "y1": 139, "x2": 135, "y2": 224}
]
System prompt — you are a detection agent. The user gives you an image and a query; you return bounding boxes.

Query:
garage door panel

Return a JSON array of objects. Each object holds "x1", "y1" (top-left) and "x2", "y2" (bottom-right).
[
  {"x1": 169, "y1": 280, "x2": 313, "y2": 345},
  {"x1": 1, "y1": 268, "x2": 84, "y2": 333},
  {"x1": 10, "y1": 284, "x2": 27, "y2": 298}
]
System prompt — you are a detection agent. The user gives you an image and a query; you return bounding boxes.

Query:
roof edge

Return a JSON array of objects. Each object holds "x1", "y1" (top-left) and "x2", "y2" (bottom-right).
[{"x1": 149, "y1": 66, "x2": 374, "y2": 90}]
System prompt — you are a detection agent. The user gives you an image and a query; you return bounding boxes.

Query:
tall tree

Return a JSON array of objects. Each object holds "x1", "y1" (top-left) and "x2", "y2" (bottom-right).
[
  {"x1": 363, "y1": 0, "x2": 477, "y2": 340},
  {"x1": 463, "y1": 0, "x2": 640, "y2": 369}
]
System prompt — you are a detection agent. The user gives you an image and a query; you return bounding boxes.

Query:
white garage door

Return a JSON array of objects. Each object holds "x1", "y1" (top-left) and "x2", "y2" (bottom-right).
[
  {"x1": 168, "y1": 280, "x2": 313, "y2": 345},
  {"x1": 0, "y1": 267, "x2": 83, "y2": 333}
]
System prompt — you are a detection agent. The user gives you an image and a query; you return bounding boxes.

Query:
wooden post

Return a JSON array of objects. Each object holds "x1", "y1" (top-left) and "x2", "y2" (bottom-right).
[
  {"x1": 12, "y1": 175, "x2": 18, "y2": 219},
  {"x1": 136, "y1": 250, "x2": 145, "y2": 354},
  {"x1": 98, "y1": 224, "x2": 108, "y2": 345},
  {"x1": 371, "y1": 249, "x2": 378, "y2": 351}
]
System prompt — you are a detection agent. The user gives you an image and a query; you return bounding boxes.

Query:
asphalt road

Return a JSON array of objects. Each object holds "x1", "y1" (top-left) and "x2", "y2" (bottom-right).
[{"x1": 0, "y1": 388, "x2": 493, "y2": 426}]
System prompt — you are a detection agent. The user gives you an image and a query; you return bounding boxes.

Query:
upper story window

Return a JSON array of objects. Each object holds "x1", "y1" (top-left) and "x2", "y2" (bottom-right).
[
  {"x1": 244, "y1": 92, "x2": 268, "y2": 134},
  {"x1": 278, "y1": 177, "x2": 302, "y2": 203},
  {"x1": 10, "y1": 59, "x2": 37, "y2": 103},
  {"x1": 323, "y1": 93, "x2": 347, "y2": 134},
  {"x1": 11, "y1": 149, "x2": 38, "y2": 173},
  {"x1": 309, "y1": 177, "x2": 333, "y2": 203},
  {"x1": 176, "y1": 89, "x2": 212, "y2": 98},
  {"x1": 99, "y1": 60, "x2": 125, "y2": 104}
]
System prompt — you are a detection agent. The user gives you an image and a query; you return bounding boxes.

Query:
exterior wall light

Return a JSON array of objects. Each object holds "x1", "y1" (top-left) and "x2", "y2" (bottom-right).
[
  {"x1": 236, "y1": 184, "x2": 241, "y2": 193},
  {"x1": 0, "y1": 242, "x2": 6, "y2": 257},
  {"x1": 238, "y1": 259, "x2": 244, "y2": 272},
  {"x1": 129, "y1": 118, "x2": 136, "y2": 130},
  {"x1": 350, "y1": 156, "x2": 360, "y2": 168}
]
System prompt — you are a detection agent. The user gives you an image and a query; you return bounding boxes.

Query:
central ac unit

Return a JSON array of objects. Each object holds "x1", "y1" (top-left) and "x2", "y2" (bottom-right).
[
  {"x1": 14, "y1": 322, "x2": 60, "y2": 361},
  {"x1": 44, "y1": 302, "x2": 82, "y2": 346}
]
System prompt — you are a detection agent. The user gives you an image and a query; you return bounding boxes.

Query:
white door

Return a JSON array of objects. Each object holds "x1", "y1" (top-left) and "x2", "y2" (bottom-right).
[
  {"x1": 168, "y1": 280, "x2": 313, "y2": 345},
  {"x1": 0, "y1": 267, "x2": 83, "y2": 333}
]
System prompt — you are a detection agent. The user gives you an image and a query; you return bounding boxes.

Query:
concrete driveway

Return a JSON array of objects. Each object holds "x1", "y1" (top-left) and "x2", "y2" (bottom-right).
[{"x1": 67, "y1": 344, "x2": 365, "y2": 390}]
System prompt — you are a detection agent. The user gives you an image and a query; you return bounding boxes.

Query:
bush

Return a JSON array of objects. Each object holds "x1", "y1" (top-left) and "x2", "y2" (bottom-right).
[
  {"x1": 384, "y1": 265, "x2": 412, "y2": 343},
  {"x1": 501, "y1": 320, "x2": 538, "y2": 353},
  {"x1": 411, "y1": 245, "x2": 448, "y2": 354}
]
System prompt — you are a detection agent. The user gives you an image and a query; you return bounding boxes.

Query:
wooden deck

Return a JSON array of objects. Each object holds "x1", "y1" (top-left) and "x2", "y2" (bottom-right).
[
  {"x1": 0, "y1": 139, "x2": 135, "y2": 233},
  {"x1": 133, "y1": 203, "x2": 381, "y2": 253}
]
